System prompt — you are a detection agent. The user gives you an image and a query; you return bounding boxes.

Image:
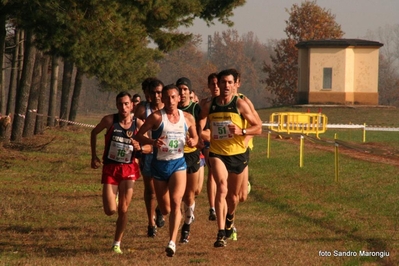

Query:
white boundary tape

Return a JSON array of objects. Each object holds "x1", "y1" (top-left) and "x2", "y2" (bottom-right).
[
  {"x1": 15, "y1": 110, "x2": 96, "y2": 128},
  {"x1": 262, "y1": 122, "x2": 399, "y2": 132},
  {"x1": 15, "y1": 111, "x2": 399, "y2": 132},
  {"x1": 56, "y1": 118, "x2": 95, "y2": 128}
]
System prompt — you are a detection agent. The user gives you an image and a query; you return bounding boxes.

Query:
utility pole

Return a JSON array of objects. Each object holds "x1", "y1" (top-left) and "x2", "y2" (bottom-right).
[{"x1": 207, "y1": 35, "x2": 212, "y2": 59}]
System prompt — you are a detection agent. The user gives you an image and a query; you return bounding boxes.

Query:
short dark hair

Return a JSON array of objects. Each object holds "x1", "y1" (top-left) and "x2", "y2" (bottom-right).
[
  {"x1": 217, "y1": 69, "x2": 239, "y2": 83},
  {"x1": 229, "y1": 68, "x2": 241, "y2": 81},
  {"x1": 116, "y1": 91, "x2": 132, "y2": 101},
  {"x1": 141, "y1": 77, "x2": 155, "y2": 92},
  {"x1": 132, "y1": 94, "x2": 141, "y2": 102},
  {"x1": 163, "y1": 84, "x2": 179, "y2": 94},
  {"x1": 207, "y1": 73, "x2": 218, "y2": 85},
  {"x1": 148, "y1": 78, "x2": 164, "y2": 92}
]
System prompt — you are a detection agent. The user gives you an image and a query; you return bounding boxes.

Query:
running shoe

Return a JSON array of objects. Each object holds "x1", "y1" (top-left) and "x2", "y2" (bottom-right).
[
  {"x1": 155, "y1": 207, "x2": 165, "y2": 228},
  {"x1": 214, "y1": 231, "x2": 227, "y2": 248},
  {"x1": 165, "y1": 241, "x2": 176, "y2": 257},
  {"x1": 208, "y1": 208, "x2": 216, "y2": 221},
  {"x1": 180, "y1": 223, "x2": 190, "y2": 243},
  {"x1": 147, "y1": 225, "x2": 157, "y2": 237},
  {"x1": 229, "y1": 227, "x2": 237, "y2": 241},
  {"x1": 247, "y1": 181, "x2": 251, "y2": 194},
  {"x1": 112, "y1": 245, "x2": 123, "y2": 254}
]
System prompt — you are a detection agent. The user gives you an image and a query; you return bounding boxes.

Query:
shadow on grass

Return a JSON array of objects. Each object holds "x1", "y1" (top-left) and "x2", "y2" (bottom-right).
[
  {"x1": 252, "y1": 186, "x2": 395, "y2": 265},
  {"x1": 1, "y1": 225, "x2": 106, "y2": 257}
]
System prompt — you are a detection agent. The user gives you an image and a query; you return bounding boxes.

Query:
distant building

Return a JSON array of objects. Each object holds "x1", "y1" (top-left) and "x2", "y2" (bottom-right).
[{"x1": 296, "y1": 39, "x2": 383, "y2": 105}]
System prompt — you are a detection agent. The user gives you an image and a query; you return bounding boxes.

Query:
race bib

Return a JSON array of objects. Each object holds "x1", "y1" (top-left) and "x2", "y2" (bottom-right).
[
  {"x1": 159, "y1": 131, "x2": 185, "y2": 154},
  {"x1": 107, "y1": 140, "x2": 133, "y2": 163},
  {"x1": 211, "y1": 121, "x2": 233, "y2": 140}
]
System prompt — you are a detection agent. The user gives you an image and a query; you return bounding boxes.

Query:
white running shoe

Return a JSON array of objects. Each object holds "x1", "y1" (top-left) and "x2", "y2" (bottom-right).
[
  {"x1": 165, "y1": 241, "x2": 176, "y2": 257},
  {"x1": 247, "y1": 181, "x2": 251, "y2": 194}
]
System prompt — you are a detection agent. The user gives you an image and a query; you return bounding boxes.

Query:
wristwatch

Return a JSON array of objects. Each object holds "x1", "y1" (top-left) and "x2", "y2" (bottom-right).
[{"x1": 242, "y1": 129, "x2": 247, "y2": 135}]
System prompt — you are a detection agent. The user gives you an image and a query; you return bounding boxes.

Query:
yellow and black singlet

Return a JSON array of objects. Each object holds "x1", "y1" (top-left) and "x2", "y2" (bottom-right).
[{"x1": 208, "y1": 95, "x2": 246, "y2": 156}]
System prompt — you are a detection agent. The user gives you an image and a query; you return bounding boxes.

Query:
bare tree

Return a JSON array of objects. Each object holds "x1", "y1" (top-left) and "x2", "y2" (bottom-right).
[
  {"x1": 209, "y1": 29, "x2": 271, "y2": 108},
  {"x1": 366, "y1": 24, "x2": 399, "y2": 106},
  {"x1": 263, "y1": 0, "x2": 343, "y2": 105}
]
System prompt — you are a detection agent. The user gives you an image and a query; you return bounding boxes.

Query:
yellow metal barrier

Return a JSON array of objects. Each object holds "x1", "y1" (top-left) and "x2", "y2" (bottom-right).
[{"x1": 269, "y1": 112, "x2": 328, "y2": 138}]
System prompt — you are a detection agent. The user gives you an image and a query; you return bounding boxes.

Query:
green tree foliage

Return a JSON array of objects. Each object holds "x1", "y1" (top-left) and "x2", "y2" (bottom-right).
[
  {"x1": 1, "y1": 0, "x2": 245, "y2": 140},
  {"x1": 4, "y1": 0, "x2": 245, "y2": 91},
  {"x1": 263, "y1": 0, "x2": 344, "y2": 105}
]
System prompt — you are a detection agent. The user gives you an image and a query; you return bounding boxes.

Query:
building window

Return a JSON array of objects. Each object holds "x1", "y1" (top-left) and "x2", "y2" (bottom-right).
[{"x1": 323, "y1": 68, "x2": 332, "y2": 89}]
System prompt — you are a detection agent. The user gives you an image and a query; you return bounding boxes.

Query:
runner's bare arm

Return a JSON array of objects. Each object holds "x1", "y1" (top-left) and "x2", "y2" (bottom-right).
[
  {"x1": 133, "y1": 118, "x2": 152, "y2": 154},
  {"x1": 134, "y1": 104, "x2": 146, "y2": 121},
  {"x1": 90, "y1": 114, "x2": 113, "y2": 169},
  {"x1": 198, "y1": 99, "x2": 210, "y2": 129},
  {"x1": 234, "y1": 99, "x2": 262, "y2": 136},
  {"x1": 134, "y1": 111, "x2": 162, "y2": 146},
  {"x1": 184, "y1": 112, "x2": 199, "y2": 148}
]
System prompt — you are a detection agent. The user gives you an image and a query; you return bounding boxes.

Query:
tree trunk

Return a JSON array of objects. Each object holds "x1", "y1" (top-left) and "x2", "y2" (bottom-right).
[
  {"x1": 0, "y1": 13, "x2": 6, "y2": 141},
  {"x1": 17, "y1": 30, "x2": 24, "y2": 88},
  {"x1": 23, "y1": 50, "x2": 42, "y2": 137},
  {"x1": 0, "y1": 12, "x2": 5, "y2": 115},
  {"x1": 59, "y1": 59, "x2": 73, "y2": 127},
  {"x1": 11, "y1": 29, "x2": 36, "y2": 142},
  {"x1": 2, "y1": 28, "x2": 21, "y2": 143},
  {"x1": 47, "y1": 55, "x2": 59, "y2": 127},
  {"x1": 35, "y1": 54, "x2": 50, "y2": 135},
  {"x1": 6, "y1": 28, "x2": 20, "y2": 116},
  {"x1": 68, "y1": 68, "x2": 83, "y2": 122}
]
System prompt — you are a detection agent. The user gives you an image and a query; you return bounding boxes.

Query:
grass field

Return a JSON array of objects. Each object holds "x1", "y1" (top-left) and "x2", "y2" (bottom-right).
[{"x1": 0, "y1": 106, "x2": 398, "y2": 266}]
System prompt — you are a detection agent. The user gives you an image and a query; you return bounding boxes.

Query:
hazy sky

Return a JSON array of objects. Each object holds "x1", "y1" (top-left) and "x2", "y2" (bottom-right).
[{"x1": 180, "y1": 0, "x2": 399, "y2": 50}]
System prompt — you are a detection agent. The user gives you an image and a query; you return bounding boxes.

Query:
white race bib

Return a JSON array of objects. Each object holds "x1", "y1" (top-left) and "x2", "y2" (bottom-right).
[
  {"x1": 157, "y1": 131, "x2": 185, "y2": 160},
  {"x1": 211, "y1": 121, "x2": 233, "y2": 140},
  {"x1": 108, "y1": 140, "x2": 134, "y2": 163}
]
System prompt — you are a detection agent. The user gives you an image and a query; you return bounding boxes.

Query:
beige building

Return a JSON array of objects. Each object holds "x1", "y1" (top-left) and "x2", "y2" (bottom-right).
[{"x1": 296, "y1": 39, "x2": 383, "y2": 105}]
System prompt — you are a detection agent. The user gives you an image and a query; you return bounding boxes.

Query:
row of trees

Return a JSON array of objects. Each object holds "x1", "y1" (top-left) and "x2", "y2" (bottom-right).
[
  {"x1": 157, "y1": 1, "x2": 346, "y2": 107},
  {"x1": 0, "y1": 0, "x2": 245, "y2": 142},
  {"x1": 1, "y1": 0, "x2": 398, "y2": 143},
  {"x1": 160, "y1": 1, "x2": 399, "y2": 108},
  {"x1": 367, "y1": 25, "x2": 399, "y2": 106},
  {"x1": 156, "y1": 30, "x2": 273, "y2": 109},
  {"x1": 263, "y1": 1, "x2": 344, "y2": 105}
]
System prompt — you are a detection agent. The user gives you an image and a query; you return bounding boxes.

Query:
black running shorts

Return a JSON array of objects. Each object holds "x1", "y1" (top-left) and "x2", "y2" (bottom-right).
[
  {"x1": 184, "y1": 149, "x2": 200, "y2": 174},
  {"x1": 209, "y1": 151, "x2": 248, "y2": 174}
]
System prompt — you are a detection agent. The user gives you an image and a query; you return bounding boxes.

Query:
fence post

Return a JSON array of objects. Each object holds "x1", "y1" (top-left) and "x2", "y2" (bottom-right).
[
  {"x1": 363, "y1": 123, "x2": 366, "y2": 143},
  {"x1": 300, "y1": 135, "x2": 304, "y2": 168},
  {"x1": 334, "y1": 133, "x2": 339, "y2": 183},
  {"x1": 267, "y1": 130, "x2": 271, "y2": 158}
]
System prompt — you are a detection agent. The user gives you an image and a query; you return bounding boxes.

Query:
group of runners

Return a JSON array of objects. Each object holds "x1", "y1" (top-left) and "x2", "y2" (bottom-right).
[{"x1": 90, "y1": 69, "x2": 262, "y2": 257}]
